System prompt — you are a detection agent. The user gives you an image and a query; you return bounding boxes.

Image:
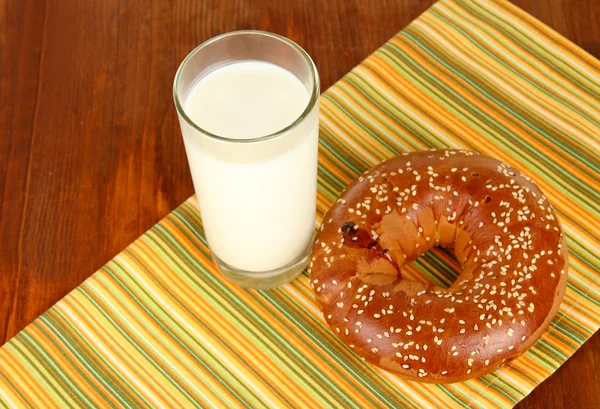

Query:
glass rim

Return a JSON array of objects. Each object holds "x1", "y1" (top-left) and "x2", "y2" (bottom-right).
[{"x1": 173, "y1": 30, "x2": 320, "y2": 144}]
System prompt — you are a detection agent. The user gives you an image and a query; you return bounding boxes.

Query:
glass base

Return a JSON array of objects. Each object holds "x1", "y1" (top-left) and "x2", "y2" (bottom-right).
[{"x1": 211, "y1": 241, "x2": 313, "y2": 290}]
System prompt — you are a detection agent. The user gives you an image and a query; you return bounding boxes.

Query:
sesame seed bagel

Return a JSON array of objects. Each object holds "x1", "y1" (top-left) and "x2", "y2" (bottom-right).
[{"x1": 308, "y1": 149, "x2": 568, "y2": 383}]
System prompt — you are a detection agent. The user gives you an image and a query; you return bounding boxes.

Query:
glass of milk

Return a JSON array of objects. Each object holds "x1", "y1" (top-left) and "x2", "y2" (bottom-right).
[{"x1": 173, "y1": 31, "x2": 319, "y2": 289}]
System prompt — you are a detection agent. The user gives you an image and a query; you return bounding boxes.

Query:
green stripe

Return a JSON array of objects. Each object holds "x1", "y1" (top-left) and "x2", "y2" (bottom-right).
[
  {"x1": 156, "y1": 212, "x2": 359, "y2": 408},
  {"x1": 172, "y1": 203, "x2": 421, "y2": 408},
  {"x1": 7, "y1": 340, "x2": 77, "y2": 409},
  {"x1": 77, "y1": 284, "x2": 208, "y2": 408},
  {"x1": 464, "y1": 0, "x2": 600, "y2": 92},
  {"x1": 268, "y1": 289, "x2": 424, "y2": 409},
  {"x1": 0, "y1": 397, "x2": 11, "y2": 409},
  {"x1": 30, "y1": 321, "x2": 121, "y2": 409},
  {"x1": 43, "y1": 312, "x2": 150, "y2": 408},
  {"x1": 140, "y1": 230, "x2": 319, "y2": 409},
  {"x1": 0, "y1": 369, "x2": 35, "y2": 409},
  {"x1": 382, "y1": 35, "x2": 600, "y2": 210},
  {"x1": 1, "y1": 0, "x2": 599, "y2": 408},
  {"x1": 373, "y1": 34, "x2": 600, "y2": 223},
  {"x1": 437, "y1": 2, "x2": 600, "y2": 128},
  {"x1": 425, "y1": 7, "x2": 600, "y2": 170},
  {"x1": 104, "y1": 260, "x2": 260, "y2": 408}
]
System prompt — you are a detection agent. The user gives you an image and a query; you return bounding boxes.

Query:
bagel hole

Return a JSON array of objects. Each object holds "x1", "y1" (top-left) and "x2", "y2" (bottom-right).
[{"x1": 401, "y1": 247, "x2": 461, "y2": 290}]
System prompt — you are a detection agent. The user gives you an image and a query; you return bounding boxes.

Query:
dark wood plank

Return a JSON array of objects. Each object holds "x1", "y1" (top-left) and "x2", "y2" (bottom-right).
[
  {"x1": 1, "y1": 0, "x2": 598, "y2": 407},
  {"x1": 0, "y1": 0, "x2": 48, "y2": 345}
]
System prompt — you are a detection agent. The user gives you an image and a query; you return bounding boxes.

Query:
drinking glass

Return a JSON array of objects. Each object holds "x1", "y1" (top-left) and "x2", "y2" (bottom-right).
[{"x1": 173, "y1": 31, "x2": 320, "y2": 289}]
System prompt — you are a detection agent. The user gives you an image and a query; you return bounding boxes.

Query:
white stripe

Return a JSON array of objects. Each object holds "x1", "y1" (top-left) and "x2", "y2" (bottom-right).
[
  {"x1": 412, "y1": 20, "x2": 600, "y2": 154},
  {"x1": 353, "y1": 68, "x2": 470, "y2": 150},
  {"x1": 560, "y1": 295, "x2": 599, "y2": 329},
  {"x1": 0, "y1": 382, "x2": 19, "y2": 409},
  {"x1": 320, "y1": 106, "x2": 381, "y2": 164},
  {"x1": 284, "y1": 280, "x2": 322, "y2": 317},
  {"x1": 41, "y1": 316, "x2": 134, "y2": 409},
  {"x1": 483, "y1": 0, "x2": 600, "y2": 84},
  {"x1": 59, "y1": 304, "x2": 167, "y2": 408},
  {"x1": 437, "y1": 1, "x2": 600, "y2": 117},
  {"x1": 566, "y1": 265, "x2": 600, "y2": 303},
  {"x1": 328, "y1": 86, "x2": 415, "y2": 154},
  {"x1": 563, "y1": 223, "x2": 599, "y2": 263},
  {"x1": 377, "y1": 369, "x2": 437, "y2": 408},
  {"x1": 84, "y1": 280, "x2": 217, "y2": 408},
  {"x1": 117, "y1": 256, "x2": 280, "y2": 408}
]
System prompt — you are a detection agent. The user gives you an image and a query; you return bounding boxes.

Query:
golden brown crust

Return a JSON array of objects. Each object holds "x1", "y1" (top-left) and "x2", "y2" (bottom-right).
[{"x1": 309, "y1": 150, "x2": 568, "y2": 383}]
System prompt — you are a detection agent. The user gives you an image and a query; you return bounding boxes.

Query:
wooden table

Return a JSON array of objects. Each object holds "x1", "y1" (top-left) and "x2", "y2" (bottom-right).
[{"x1": 1, "y1": 0, "x2": 598, "y2": 407}]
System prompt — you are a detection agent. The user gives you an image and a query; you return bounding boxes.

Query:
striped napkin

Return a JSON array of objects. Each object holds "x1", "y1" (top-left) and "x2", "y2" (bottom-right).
[{"x1": 1, "y1": 0, "x2": 599, "y2": 407}]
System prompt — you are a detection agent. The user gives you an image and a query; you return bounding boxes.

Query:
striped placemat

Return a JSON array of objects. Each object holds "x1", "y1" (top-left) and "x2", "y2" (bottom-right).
[{"x1": 1, "y1": 0, "x2": 599, "y2": 407}]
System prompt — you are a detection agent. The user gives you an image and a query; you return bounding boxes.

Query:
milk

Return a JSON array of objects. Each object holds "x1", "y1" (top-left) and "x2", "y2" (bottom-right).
[{"x1": 181, "y1": 61, "x2": 318, "y2": 272}]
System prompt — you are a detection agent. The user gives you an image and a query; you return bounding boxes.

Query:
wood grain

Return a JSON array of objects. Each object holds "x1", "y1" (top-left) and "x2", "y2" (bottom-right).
[{"x1": 1, "y1": 0, "x2": 598, "y2": 407}]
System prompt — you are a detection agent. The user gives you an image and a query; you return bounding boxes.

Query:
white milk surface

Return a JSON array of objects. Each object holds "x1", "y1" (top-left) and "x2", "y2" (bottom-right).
[{"x1": 182, "y1": 61, "x2": 317, "y2": 272}]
